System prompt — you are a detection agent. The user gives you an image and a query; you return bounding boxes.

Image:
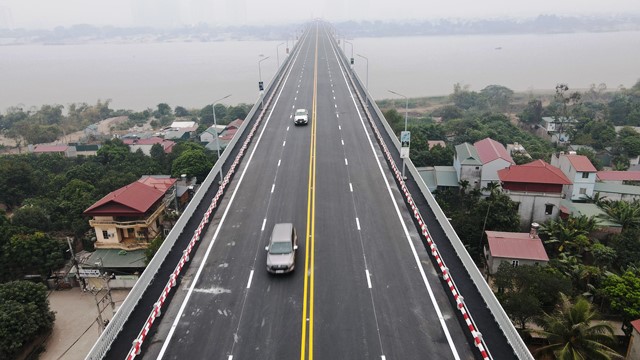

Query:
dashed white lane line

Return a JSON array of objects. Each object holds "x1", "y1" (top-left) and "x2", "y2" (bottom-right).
[
  {"x1": 338, "y1": 125, "x2": 342, "y2": 130},
  {"x1": 366, "y1": 269, "x2": 372, "y2": 288},
  {"x1": 292, "y1": 105, "x2": 295, "y2": 109},
  {"x1": 271, "y1": 184, "x2": 275, "y2": 193},
  {"x1": 228, "y1": 356, "x2": 233, "y2": 360},
  {"x1": 278, "y1": 159, "x2": 281, "y2": 167},
  {"x1": 287, "y1": 126, "x2": 290, "y2": 131},
  {"x1": 333, "y1": 96, "x2": 336, "y2": 100},
  {"x1": 341, "y1": 139, "x2": 344, "y2": 146},
  {"x1": 295, "y1": 97, "x2": 297, "y2": 101},
  {"x1": 345, "y1": 158, "x2": 348, "y2": 166},
  {"x1": 334, "y1": 104, "x2": 337, "y2": 108},
  {"x1": 283, "y1": 140, "x2": 286, "y2": 147},
  {"x1": 261, "y1": 218, "x2": 267, "y2": 231},
  {"x1": 356, "y1": 217, "x2": 361, "y2": 230},
  {"x1": 381, "y1": 356, "x2": 386, "y2": 360},
  {"x1": 336, "y1": 113, "x2": 339, "y2": 118},
  {"x1": 246, "y1": 270, "x2": 254, "y2": 289},
  {"x1": 349, "y1": 183, "x2": 353, "y2": 192}
]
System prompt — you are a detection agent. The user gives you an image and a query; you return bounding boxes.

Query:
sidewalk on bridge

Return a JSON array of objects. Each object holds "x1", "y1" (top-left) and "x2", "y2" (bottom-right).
[{"x1": 41, "y1": 287, "x2": 130, "y2": 360}]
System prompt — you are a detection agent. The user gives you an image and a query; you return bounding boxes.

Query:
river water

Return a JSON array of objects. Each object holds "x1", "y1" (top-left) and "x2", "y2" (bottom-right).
[{"x1": 0, "y1": 31, "x2": 638, "y2": 112}]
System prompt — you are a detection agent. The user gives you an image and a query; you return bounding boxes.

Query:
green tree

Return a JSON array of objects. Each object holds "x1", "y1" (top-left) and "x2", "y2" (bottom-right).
[
  {"x1": 11, "y1": 206, "x2": 51, "y2": 232},
  {"x1": 0, "y1": 157, "x2": 38, "y2": 210},
  {"x1": 383, "y1": 108, "x2": 403, "y2": 133},
  {"x1": 0, "y1": 281, "x2": 55, "y2": 360},
  {"x1": 533, "y1": 295, "x2": 622, "y2": 360},
  {"x1": 1, "y1": 232, "x2": 65, "y2": 281},
  {"x1": 171, "y1": 149, "x2": 213, "y2": 182},
  {"x1": 598, "y1": 200, "x2": 640, "y2": 232},
  {"x1": 519, "y1": 99, "x2": 543, "y2": 124},
  {"x1": 174, "y1": 106, "x2": 190, "y2": 117},
  {"x1": 600, "y1": 270, "x2": 640, "y2": 336},
  {"x1": 480, "y1": 84, "x2": 514, "y2": 112},
  {"x1": 610, "y1": 228, "x2": 640, "y2": 270}
]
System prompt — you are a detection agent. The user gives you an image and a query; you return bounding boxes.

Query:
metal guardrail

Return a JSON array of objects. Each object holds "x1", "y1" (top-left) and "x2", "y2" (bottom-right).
[
  {"x1": 85, "y1": 28, "x2": 307, "y2": 360},
  {"x1": 335, "y1": 34, "x2": 533, "y2": 360}
]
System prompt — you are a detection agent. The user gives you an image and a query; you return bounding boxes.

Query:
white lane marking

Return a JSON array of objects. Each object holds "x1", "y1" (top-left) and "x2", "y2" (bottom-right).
[
  {"x1": 336, "y1": 113, "x2": 339, "y2": 118},
  {"x1": 334, "y1": 103, "x2": 337, "y2": 108},
  {"x1": 356, "y1": 217, "x2": 361, "y2": 230},
  {"x1": 287, "y1": 126, "x2": 290, "y2": 131},
  {"x1": 296, "y1": 90, "x2": 299, "y2": 94},
  {"x1": 333, "y1": 96, "x2": 336, "y2": 100},
  {"x1": 278, "y1": 159, "x2": 281, "y2": 167},
  {"x1": 247, "y1": 270, "x2": 254, "y2": 289},
  {"x1": 157, "y1": 38, "x2": 298, "y2": 359},
  {"x1": 292, "y1": 105, "x2": 295, "y2": 109},
  {"x1": 283, "y1": 140, "x2": 286, "y2": 147},
  {"x1": 381, "y1": 357, "x2": 386, "y2": 360},
  {"x1": 366, "y1": 269, "x2": 372, "y2": 288},
  {"x1": 349, "y1": 183, "x2": 353, "y2": 192},
  {"x1": 271, "y1": 184, "x2": 275, "y2": 193},
  {"x1": 295, "y1": 97, "x2": 297, "y2": 101},
  {"x1": 345, "y1": 158, "x2": 348, "y2": 166},
  {"x1": 336, "y1": 47, "x2": 461, "y2": 360},
  {"x1": 228, "y1": 356, "x2": 233, "y2": 360},
  {"x1": 341, "y1": 139, "x2": 344, "y2": 146},
  {"x1": 338, "y1": 125, "x2": 342, "y2": 130},
  {"x1": 261, "y1": 218, "x2": 267, "y2": 231}
]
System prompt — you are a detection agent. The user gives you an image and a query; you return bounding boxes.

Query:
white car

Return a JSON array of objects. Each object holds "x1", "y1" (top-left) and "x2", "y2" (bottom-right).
[{"x1": 294, "y1": 109, "x2": 309, "y2": 125}]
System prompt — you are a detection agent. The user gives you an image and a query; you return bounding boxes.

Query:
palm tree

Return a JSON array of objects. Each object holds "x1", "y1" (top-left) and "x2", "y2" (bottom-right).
[
  {"x1": 533, "y1": 295, "x2": 622, "y2": 360},
  {"x1": 598, "y1": 200, "x2": 640, "y2": 232}
]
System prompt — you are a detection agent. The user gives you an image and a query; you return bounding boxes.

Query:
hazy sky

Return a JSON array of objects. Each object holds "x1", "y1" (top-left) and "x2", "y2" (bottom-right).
[{"x1": 1, "y1": 0, "x2": 639, "y2": 29}]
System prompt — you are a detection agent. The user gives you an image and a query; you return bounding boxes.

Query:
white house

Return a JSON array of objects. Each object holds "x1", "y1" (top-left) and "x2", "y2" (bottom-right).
[
  {"x1": 551, "y1": 153, "x2": 597, "y2": 201},
  {"x1": 474, "y1": 138, "x2": 515, "y2": 190},
  {"x1": 453, "y1": 142, "x2": 482, "y2": 189},
  {"x1": 484, "y1": 225, "x2": 549, "y2": 275}
]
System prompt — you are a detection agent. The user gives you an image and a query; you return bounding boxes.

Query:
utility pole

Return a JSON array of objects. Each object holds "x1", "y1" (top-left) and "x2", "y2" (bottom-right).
[{"x1": 66, "y1": 237, "x2": 85, "y2": 290}]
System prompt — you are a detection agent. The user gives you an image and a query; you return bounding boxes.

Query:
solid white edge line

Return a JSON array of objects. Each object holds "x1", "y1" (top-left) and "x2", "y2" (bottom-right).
[
  {"x1": 349, "y1": 183, "x2": 353, "y2": 192},
  {"x1": 261, "y1": 218, "x2": 267, "y2": 231},
  {"x1": 157, "y1": 39, "x2": 297, "y2": 359},
  {"x1": 246, "y1": 270, "x2": 254, "y2": 289},
  {"x1": 356, "y1": 217, "x2": 361, "y2": 230},
  {"x1": 335, "y1": 45, "x2": 462, "y2": 360}
]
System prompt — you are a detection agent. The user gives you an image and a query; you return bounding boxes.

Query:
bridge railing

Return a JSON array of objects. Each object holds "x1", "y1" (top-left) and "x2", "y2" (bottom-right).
[
  {"x1": 331, "y1": 32, "x2": 533, "y2": 360},
  {"x1": 85, "y1": 27, "x2": 307, "y2": 360}
]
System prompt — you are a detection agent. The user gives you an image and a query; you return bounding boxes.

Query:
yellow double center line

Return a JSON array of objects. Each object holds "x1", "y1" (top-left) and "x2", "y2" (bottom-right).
[{"x1": 300, "y1": 25, "x2": 319, "y2": 360}]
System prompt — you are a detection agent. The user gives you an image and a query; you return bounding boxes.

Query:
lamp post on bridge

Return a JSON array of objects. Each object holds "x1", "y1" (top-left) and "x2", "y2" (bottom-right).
[
  {"x1": 356, "y1": 53, "x2": 368, "y2": 90},
  {"x1": 213, "y1": 94, "x2": 232, "y2": 184},
  {"x1": 258, "y1": 55, "x2": 270, "y2": 108},
  {"x1": 389, "y1": 89, "x2": 409, "y2": 179},
  {"x1": 345, "y1": 40, "x2": 353, "y2": 67},
  {"x1": 276, "y1": 42, "x2": 285, "y2": 68}
]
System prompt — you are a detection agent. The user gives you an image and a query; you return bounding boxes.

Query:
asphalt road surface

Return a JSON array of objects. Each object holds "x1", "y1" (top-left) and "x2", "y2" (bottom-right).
[{"x1": 145, "y1": 22, "x2": 477, "y2": 360}]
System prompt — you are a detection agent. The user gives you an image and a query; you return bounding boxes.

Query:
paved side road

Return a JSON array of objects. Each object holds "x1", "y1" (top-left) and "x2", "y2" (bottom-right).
[{"x1": 41, "y1": 287, "x2": 129, "y2": 360}]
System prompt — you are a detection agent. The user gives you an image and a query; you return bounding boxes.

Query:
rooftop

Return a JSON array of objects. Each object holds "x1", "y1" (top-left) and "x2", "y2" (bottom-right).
[
  {"x1": 474, "y1": 138, "x2": 514, "y2": 165},
  {"x1": 597, "y1": 171, "x2": 640, "y2": 182},
  {"x1": 455, "y1": 143, "x2": 482, "y2": 166},
  {"x1": 498, "y1": 160, "x2": 572, "y2": 185},
  {"x1": 84, "y1": 181, "x2": 166, "y2": 216},
  {"x1": 558, "y1": 200, "x2": 621, "y2": 228},
  {"x1": 86, "y1": 249, "x2": 147, "y2": 269},
  {"x1": 565, "y1": 154, "x2": 597, "y2": 172},
  {"x1": 33, "y1": 145, "x2": 69, "y2": 152},
  {"x1": 486, "y1": 230, "x2": 549, "y2": 261},
  {"x1": 594, "y1": 182, "x2": 640, "y2": 196}
]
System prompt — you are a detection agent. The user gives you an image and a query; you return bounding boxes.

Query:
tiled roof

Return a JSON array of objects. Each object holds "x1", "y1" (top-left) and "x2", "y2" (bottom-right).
[
  {"x1": 498, "y1": 160, "x2": 572, "y2": 185},
  {"x1": 170, "y1": 121, "x2": 196, "y2": 128},
  {"x1": 486, "y1": 231, "x2": 549, "y2": 261},
  {"x1": 597, "y1": 171, "x2": 640, "y2": 182},
  {"x1": 219, "y1": 128, "x2": 238, "y2": 141},
  {"x1": 137, "y1": 176, "x2": 177, "y2": 193},
  {"x1": 594, "y1": 182, "x2": 640, "y2": 196},
  {"x1": 455, "y1": 143, "x2": 482, "y2": 166},
  {"x1": 83, "y1": 181, "x2": 165, "y2": 216},
  {"x1": 632, "y1": 319, "x2": 640, "y2": 333},
  {"x1": 34, "y1": 145, "x2": 68, "y2": 152},
  {"x1": 565, "y1": 154, "x2": 596, "y2": 172},
  {"x1": 226, "y1": 119, "x2": 244, "y2": 129},
  {"x1": 474, "y1": 138, "x2": 514, "y2": 165}
]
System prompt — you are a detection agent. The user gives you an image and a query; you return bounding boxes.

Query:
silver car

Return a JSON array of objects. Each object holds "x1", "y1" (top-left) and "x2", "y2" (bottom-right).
[
  {"x1": 265, "y1": 223, "x2": 298, "y2": 274},
  {"x1": 294, "y1": 109, "x2": 309, "y2": 125}
]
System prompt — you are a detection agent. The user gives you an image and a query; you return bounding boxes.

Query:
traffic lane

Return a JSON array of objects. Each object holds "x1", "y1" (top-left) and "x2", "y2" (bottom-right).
[{"x1": 337, "y1": 117, "x2": 476, "y2": 359}]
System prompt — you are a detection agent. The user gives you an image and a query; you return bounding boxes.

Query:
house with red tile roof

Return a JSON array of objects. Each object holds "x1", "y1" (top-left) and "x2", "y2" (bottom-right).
[
  {"x1": 83, "y1": 176, "x2": 177, "y2": 250},
  {"x1": 474, "y1": 138, "x2": 515, "y2": 190},
  {"x1": 31, "y1": 144, "x2": 77, "y2": 157},
  {"x1": 628, "y1": 319, "x2": 640, "y2": 359},
  {"x1": 498, "y1": 160, "x2": 572, "y2": 228},
  {"x1": 551, "y1": 152, "x2": 597, "y2": 201},
  {"x1": 597, "y1": 170, "x2": 640, "y2": 184},
  {"x1": 484, "y1": 226, "x2": 549, "y2": 274},
  {"x1": 123, "y1": 136, "x2": 175, "y2": 155}
]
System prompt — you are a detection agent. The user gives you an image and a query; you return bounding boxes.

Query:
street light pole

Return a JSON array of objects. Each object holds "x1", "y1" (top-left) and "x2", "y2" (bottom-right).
[
  {"x1": 345, "y1": 40, "x2": 353, "y2": 66},
  {"x1": 213, "y1": 94, "x2": 232, "y2": 184},
  {"x1": 276, "y1": 42, "x2": 285, "y2": 67},
  {"x1": 357, "y1": 54, "x2": 368, "y2": 89},
  {"x1": 258, "y1": 56, "x2": 270, "y2": 108},
  {"x1": 389, "y1": 89, "x2": 409, "y2": 179}
]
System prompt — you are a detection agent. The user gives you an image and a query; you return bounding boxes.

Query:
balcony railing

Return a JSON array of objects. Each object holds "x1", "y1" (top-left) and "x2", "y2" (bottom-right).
[{"x1": 89, "y1": 203, "x2": 166, "y2": 228}]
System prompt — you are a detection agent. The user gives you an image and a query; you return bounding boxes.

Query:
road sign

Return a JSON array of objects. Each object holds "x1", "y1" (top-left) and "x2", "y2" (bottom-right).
[
  {"x1": 400, "y1": 131, "x2": 410, "y2": 159},
  {"x1": 258, "y1": 81, "x2": 264, "y2": 91}
]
